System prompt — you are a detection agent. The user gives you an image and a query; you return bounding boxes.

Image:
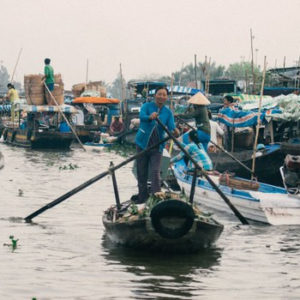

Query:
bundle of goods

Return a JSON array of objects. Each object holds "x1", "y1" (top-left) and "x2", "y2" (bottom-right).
[
  {"x1": 24, "y1": 74, "x2": 45, "y2": 105},
  {"x1": 86, "y1": 81, "x2": 106, "y2": 97},
  {"x1": 72, "y1": 81, "x2": 107, "y2": 98},
  {"x1": 45, "y1": 74, "x2": 64, "y2": 105},
  {"x1": 72, "y1": 83, "x2": 86, "y2": 98},
  {"x1": 24, "y1": 74, "x2": 64, "y2": 106}
]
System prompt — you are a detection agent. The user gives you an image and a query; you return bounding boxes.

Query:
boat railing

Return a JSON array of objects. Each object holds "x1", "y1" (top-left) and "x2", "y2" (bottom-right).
[{"x1": 279, "y1": 166, "x2": 299, "y2": 195}]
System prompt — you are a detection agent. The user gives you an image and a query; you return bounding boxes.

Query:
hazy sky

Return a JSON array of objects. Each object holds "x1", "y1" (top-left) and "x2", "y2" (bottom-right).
[{"x1": 1, "y1": 0, "x2": 299, "y2": 89}]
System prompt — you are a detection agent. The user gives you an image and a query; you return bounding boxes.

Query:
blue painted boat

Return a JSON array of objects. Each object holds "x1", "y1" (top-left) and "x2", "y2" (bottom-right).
[
  {"x1": 173, "y1": 159, "x2": 300, "y2": 225},
  {"x1": 209, "y1": 143, "x2": 285, "y2": 186}
]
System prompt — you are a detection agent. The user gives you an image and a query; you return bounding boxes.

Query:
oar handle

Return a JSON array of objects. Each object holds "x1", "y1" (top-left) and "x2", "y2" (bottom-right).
[
  {"x1": 24, "y1": 136, "x2": 169, "y2": 222},
  {"x1": 157, "y1": 118, "x2": 248, "y2": 225}
]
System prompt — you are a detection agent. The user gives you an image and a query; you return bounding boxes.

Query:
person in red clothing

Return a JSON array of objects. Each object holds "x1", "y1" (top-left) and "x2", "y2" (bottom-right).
[{"x1": 109, "y1": 116, "x2": 124, "y2": 136}]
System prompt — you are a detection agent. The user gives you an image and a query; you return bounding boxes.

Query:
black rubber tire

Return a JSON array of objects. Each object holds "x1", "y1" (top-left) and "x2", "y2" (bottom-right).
[{"x1": 150, "y1": 200, "x2": 195, "y2": 239}]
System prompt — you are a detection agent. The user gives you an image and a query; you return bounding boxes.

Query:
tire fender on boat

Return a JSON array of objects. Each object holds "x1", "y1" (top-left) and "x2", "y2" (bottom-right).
[{"x1": 150, "y1": 200, "x2": 195, "y2": 239}]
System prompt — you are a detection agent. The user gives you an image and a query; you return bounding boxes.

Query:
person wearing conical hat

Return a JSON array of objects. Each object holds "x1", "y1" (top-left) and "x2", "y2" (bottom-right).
[{"x1": 180, "y1": 92, "x2": 211, "y2": 151}]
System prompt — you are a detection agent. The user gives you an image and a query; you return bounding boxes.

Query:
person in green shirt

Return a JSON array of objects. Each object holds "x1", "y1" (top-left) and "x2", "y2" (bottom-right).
[{"x1": 42, "y1": 58, "x2": 54, "y2": 91}]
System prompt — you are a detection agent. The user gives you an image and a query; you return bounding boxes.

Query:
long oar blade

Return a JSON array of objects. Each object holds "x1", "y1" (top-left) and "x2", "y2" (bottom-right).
[
  {"x1": 24, "y1": 137, "x2": 169, "y2": 222},
  {"x1": 157, "y1": 118, "x2": 248, "y2": 225}
]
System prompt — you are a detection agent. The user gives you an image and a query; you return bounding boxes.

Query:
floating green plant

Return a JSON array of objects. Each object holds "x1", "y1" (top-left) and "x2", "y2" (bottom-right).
[
  {"x1": 59, "y1": 163, "x2": 79, "y2": 170},
  {"x1": 105, "y1": 144, "x2": 135, "y2": 157},
  {"x1": 3, "y1": 235, "x2": 19, "y2": 251}
]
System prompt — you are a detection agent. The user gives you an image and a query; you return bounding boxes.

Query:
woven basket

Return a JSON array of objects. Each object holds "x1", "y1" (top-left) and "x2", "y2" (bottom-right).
[{"x1": 24, "y1": 74, "x2": 45, "y2": 105}]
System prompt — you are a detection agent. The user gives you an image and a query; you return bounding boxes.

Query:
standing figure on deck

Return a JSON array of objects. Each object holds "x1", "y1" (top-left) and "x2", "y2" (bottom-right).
[
  {"x1": 42, "y1": 58, "x2": 54, "y2": 104},
  {"x1": 221, "y1": 95, "x2": 235, "y2": 151},
  {"x1": 180, "y1": 92, "x2": 211, "y2": 150},
  {"x1": 207, "y1": 110, "x2": 224, "y2": 152},
  {"x1": 5, "y1": 83, "x2": 19, "y2": 122},
  {"x1": 135, "y1": 87, "x2": 179, "y2": 203}
]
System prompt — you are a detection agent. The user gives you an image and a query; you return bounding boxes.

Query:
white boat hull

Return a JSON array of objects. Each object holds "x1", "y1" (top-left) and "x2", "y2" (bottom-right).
[{"x1": 173, "y1": 162, "x2": 300, "y2": 225}]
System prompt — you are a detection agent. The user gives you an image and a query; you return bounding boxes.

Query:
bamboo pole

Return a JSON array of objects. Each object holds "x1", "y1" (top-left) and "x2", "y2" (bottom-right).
[
  {"x1": 194, "y1": 54, "x2": 198, "y2": 89},
  {"x1": 85, "y1": 59, "x2": 89, "y2": 85},
  {"x1": 251, "y1": 56, "x2": 267, "y2": 179},
  {"x1": 120, "y1": 63, "x2": 125, "y2": 101},
  {"x1": 250, "y1": 29, "x2": 256, "y2": 94},
  {"x1": 205, "y1": 57, "x2": 211, "y2": 96},
  {"x1": 170, "y1": 73, "x2": 174, "y2": 112},
  {"x1": 11, "y1": 48, "x2": 23, "y2": 82},
  {"x1": 44, "y1": 83, "x2": 86, "y2": 151}
]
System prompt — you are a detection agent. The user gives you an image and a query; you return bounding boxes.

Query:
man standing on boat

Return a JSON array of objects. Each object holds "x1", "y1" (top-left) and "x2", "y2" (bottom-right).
[
  {"x1": 42, "y1": 58, "x2": 54, "y2": 103},
  {"x1": 5, "y1": 83, "x2": 19, "y2": 122},
  {"x1": 135, "y1": 86, "x2": 179, "y2": 204}
]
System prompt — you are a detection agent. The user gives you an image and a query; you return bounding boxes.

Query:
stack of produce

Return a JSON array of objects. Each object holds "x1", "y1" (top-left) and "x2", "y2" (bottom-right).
[
  {"x1": 24, "y1": 74, "x2": 45, "y2": 105},
  {"x1": 72, "y1": 81, "x2": 107, "y2": 97},
  {"x1": 72, "y1": 83, "x2": 86, "y2": 97},
  {"x1": 24, "y1": 74, "x2": 64, "y2": 106},
  {"x1": 45, "y1": 74, "x2": 64, "y2": 105}
]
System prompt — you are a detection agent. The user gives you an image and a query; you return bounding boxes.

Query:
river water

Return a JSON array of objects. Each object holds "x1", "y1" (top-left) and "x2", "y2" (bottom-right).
[{"x1": 0, "y1": 142, "x2": 299, "y2": 300}]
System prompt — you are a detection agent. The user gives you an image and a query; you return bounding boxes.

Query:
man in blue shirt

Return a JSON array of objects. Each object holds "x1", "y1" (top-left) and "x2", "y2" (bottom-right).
[{"x1": 135, "y1": 87, "x2": 179, "y2": 203}]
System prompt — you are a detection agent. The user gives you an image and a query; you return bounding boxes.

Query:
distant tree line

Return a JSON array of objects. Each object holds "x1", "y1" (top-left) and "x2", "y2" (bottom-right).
[{"x1": 107, "y1": 59, "x2": 268, "y2": 98}]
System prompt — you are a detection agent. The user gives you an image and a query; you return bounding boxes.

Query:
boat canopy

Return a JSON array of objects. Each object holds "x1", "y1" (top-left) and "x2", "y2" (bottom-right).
[
  {"x1": 149, "y1": 85, "x2": 204, "y2": 96},
  {"x1": 73, "y1": 97, "x2": 120, "y2": 104},
  {"x1": 17, "y1": 105, "x2": 78, "y2": 113}
]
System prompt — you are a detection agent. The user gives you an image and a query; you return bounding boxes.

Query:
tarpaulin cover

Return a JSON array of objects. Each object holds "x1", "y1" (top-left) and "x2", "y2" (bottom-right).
[{"x1": 18, "y1": 105, "x2": 78, "y2": 113}]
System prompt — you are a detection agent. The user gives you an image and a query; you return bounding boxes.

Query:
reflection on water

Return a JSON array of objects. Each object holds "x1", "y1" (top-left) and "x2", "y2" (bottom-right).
[{"x1": 102, "y1": 234, "x2": 222, "y2": 299}]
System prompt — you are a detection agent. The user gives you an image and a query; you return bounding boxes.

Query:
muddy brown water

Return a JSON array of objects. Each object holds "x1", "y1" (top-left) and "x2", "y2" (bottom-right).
[{"x1": 0, "y1": 143, "x2": 299, "y2": 299}]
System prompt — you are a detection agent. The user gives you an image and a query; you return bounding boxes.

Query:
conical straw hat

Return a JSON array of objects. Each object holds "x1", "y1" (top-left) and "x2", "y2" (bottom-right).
[{"x1": 187, "y1": 92, "x2": 210, "y2": 105}]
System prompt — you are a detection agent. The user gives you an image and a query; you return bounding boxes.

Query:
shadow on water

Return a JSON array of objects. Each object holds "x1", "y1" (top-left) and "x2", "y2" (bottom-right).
[{"x1": 101, "y1": 234, "x2": 223, "y2": 299}]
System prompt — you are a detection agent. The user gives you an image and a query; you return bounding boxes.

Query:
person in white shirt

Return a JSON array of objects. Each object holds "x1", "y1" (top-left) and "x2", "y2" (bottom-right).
[{"x1": 208, "y1": 110, "x2": 224, "y2": 152}]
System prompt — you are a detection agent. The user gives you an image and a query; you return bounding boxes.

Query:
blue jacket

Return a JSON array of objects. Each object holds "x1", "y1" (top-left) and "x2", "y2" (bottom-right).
[{"x1": 135, "y1": 101, "x2": 175, "y2": 152}]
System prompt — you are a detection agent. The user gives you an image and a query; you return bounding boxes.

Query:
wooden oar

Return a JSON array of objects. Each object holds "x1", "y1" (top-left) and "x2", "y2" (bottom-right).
[
  {"x1": 176, "y1": 116, "x2": 255, "y2": 177},
  {"x1": 156, "y1": 118, "x2": 249, "y2": 225},
  {"x1": 24, "y1": 136, "x2": 169, "y2": 222}
]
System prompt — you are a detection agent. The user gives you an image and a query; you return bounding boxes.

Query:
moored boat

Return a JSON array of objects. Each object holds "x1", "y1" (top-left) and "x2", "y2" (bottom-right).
[
  {"x1": 102, "y1": 191, "x2": 224, "y2": 253},
  {"x1": 172, "y1": 159, "x2": 300, "y2": 225},
  {"x1": 1, "y1": 104, "x2": 76, "y2": 149},
  {"x1": 209, "y1": 143, "x2": 284, "y2": 186}
]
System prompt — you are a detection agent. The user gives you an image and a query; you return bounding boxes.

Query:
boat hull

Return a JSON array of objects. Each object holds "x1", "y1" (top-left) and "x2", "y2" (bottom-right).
[
  {"x1": 209, "y1": 144, "x2": 285, "y2": 186},
  {"x1": 103, "y1": 215, "x2": 223, "y2": 253},
  {"x1": 173, "y1": 161, "x2": 300, "y2": 225},
  {"x1": 2, "y1": 127, "x2": 74, "y2": 149}
]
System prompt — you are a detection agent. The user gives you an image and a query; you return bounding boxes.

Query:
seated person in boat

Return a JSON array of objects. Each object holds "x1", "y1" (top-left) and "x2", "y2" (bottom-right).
[
  {"x1": 109, "y1": 116, "x2": 124, "y2": 136},
  {"x1": 171, "y1": 130, "x2": 213, "y2": 172}
]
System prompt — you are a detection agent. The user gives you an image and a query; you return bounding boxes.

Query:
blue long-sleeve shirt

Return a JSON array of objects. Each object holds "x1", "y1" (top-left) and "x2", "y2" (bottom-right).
[
  {"x1": 135, "y1": 101, "x2": 176, "y2": 152},
  {"x1": 171, "y1": 142, "x2": 213, "y2": 171}
]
